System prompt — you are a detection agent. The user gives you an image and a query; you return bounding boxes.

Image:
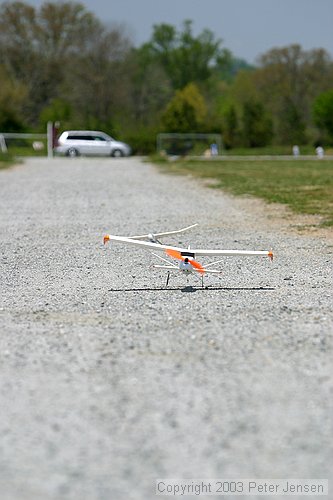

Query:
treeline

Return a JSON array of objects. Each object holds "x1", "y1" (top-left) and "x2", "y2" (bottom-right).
[{"x1": 1, "y1": 1, "x2": 333, "y2": 153}]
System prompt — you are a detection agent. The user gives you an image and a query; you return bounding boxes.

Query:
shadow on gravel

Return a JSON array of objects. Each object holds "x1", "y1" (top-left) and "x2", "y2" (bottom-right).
[{"x1": 108, "y1": 286, "x2": 275, "y2": 293}]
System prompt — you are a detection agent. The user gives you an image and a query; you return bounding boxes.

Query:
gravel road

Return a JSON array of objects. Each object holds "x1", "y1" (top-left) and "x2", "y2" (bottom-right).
[{"x1": 0, "y1": 157, "x2": 331, "y2": 500}]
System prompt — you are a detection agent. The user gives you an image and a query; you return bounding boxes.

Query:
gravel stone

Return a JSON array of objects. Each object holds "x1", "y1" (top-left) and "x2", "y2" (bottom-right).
[{"x1": 0, "y1": 157, "x2": 332, "y2": 500}]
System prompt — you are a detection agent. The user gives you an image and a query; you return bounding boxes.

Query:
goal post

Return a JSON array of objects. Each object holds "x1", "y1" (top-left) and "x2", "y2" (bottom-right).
[{"x1": 156, "y1": 133, "x2": 223, "y2": 157}]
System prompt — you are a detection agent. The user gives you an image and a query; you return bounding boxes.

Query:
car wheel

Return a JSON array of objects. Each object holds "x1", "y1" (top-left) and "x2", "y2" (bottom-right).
[
  {"x1": 67, "y1": 147, "x2": 79, "y2": 157},
  {"x1": 111, "y1": 149, "x2": 124, "y2": 158}
]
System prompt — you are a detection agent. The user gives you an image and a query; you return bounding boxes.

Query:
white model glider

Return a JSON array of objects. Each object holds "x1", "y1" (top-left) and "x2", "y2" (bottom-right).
[{"x1": 103, "y1": 224, "x2": 273, "y2": 286}]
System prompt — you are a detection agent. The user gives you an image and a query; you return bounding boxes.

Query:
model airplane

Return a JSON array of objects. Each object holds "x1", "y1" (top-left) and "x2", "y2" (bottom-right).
[{"x1": 103, "y1": 224, "x2": 273, "y2": 286}]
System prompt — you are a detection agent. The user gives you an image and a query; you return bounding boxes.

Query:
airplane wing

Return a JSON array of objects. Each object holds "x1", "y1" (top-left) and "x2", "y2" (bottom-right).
[
  {"x1": 103, "y1": 234, "x2": 273, "y2": 260},
  {"x1": 129, "y1": 223, "x2": 198, "y2": 240},
  {"x1": 104, "y1": 234, "x2": 188, "y2": 252}
]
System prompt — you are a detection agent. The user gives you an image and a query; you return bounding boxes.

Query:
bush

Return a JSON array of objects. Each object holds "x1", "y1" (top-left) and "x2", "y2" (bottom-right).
[{"x1": 123, "y1": 128, "x2": 158, "y2": 155}]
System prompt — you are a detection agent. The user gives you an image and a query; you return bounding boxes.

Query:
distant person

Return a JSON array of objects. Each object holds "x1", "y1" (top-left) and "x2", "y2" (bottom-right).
[
  {"x1": 292, "y1": 145, "x2": 300, "y2": 157},
  {"x1": 315, "y1": 146, "x2": 324, "y2": 158},
  {"x1": 210, "y1": 143, "x2": 218, "y2": 156}
]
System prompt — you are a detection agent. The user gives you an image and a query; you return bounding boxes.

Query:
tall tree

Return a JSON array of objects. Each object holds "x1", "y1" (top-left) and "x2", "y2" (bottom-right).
[
  {"x1": 142, "y1": 20, "x2": 231, "y2": 90},
  {"x1": 254, "y1": 45, "x2": 333, "y2": 143},
  {"x1": 64, "y1": 27, "x2": 132, "y2": 132},
  {"x1": 0, "y1": 1, "x2": 131, "y2": 129},
  {"x1": 125, "y1": 45, "x2": 172, "y2": 129},
  {"x1": 242, "y1": 100, "x2": 273, "y2": 147},
  {"x1": 162, "y1": 83, "x2": 207, "y2": 132},
  {"x1": 0, "y1": 65, "x2": 27, "y2": 131},
  {"x1": 313, "y1": 89, "x2": 333, "y2": 142},
  {"x1": 222, "y1": 104, "x2": 239, "y2": 149}
]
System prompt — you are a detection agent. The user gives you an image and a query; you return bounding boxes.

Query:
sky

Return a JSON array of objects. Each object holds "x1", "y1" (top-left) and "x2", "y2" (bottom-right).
[{"x1": 4, "y1": 0, "x2": 333, "y2": 63}]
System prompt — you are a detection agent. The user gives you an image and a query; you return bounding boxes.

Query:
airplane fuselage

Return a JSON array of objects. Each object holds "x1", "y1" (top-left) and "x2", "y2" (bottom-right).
[{"x1": 179, "y1": 258, "x2": 193, "y2": 274}]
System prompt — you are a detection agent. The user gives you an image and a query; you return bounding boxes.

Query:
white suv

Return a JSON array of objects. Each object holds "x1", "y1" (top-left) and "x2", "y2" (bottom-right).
[{"x1": 55, "y1": 130, "x2": 131, "y2": 157}]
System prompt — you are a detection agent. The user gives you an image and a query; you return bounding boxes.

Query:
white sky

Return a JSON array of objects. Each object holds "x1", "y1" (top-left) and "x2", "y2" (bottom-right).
[{"x1": 4, "y1": 0, "x2": 333, "y2": 63}]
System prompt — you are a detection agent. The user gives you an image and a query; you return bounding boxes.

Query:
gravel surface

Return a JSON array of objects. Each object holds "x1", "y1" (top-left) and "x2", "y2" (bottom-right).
[{"x1": 0, "y1": 157, "x2": 332, "y2": 500}]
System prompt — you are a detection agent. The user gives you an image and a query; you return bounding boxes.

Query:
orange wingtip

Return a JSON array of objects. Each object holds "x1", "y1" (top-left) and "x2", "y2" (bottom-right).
[
  {"x1": 268, "y1": 250, "x2": 273, "y2": 261},
  {"x1": 103, "y1": 235, "x2": 110, "y2": 245}
]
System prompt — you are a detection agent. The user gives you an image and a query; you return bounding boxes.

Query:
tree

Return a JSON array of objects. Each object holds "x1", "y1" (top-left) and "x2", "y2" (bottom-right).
[
  {"x1": 143, "y1": 20, "x2": 231, "y2": 90},
  {"x1": 278, "y1": 98, "x2": 306, "y2": 144},
  {"x1": 222, "y1": 104, "x2": 239, "y2": 149},
  {"x1": 254, "y1": 45, "x2": 333, "y2": 143},
  {"x1": 0, "y1": 1, "x2": 132, "y2": 129},
  {"x1": 162, "y1": 83, "x2": 207, "y2": 132},
  {"x1": 242, "y1": 100, "x2": 273, "y2": 147},
  {"x1": 312, "y1": 89, "x2": 333, "y2": 142},
  {"x1": 39, "y1": 98, "x2": 72, "y2": 129},
  {"x1": 63, "y1": 27, "x2": 132, "y2": 132},
  {"x1": 125, "y1": 45, "x2": 173, "y2": 128},
  {"x1": 0, "y1": 65, "x2": 27, "y2": 131}
]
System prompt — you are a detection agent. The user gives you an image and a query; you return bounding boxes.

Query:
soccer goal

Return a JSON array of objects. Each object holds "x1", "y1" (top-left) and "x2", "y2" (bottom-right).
[{"x1": 156, "y1": 133, "x2": 223, "y2": 157}]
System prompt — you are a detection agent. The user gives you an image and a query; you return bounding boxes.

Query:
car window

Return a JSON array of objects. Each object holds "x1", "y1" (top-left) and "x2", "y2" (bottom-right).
[
  {"x1": 92, "y1": 136, "x2": 106, "y2": 141},
  {"x1": 66, "y1": 134, "x2": 108, "y2": 141},
  {"x1": 67, "y1": 135, "x2": 93, "y2": 141}
]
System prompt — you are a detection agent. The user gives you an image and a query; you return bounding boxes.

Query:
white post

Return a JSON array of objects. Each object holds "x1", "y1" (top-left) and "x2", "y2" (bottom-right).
[
  {"x1": 47, "y1": 121, "x2": 53, "y2": 158},
  {"x1": 0, "y1": 134, "x2": 8, "y2": 153}
]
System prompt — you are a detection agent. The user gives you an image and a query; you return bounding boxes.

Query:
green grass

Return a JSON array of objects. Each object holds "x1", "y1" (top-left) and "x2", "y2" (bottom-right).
[
  {"x1": 222, "y1": 144, "x2": 320, "y2": 156},
  {"x1": 154, "y1": 157, "x2": 333, "y2": 226},
  {"x1": 4, "y1": 145, "x2": 47, "y2": 157},
  {"x1": 222, "y1": 145, "x2": 333, "y2": 156}
]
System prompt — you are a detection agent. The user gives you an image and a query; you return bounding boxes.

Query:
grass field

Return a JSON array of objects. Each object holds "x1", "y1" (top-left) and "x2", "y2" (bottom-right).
[
  {"x1": 220, "y1": 144, "x2": 331, "y2": 156},
  {"x1": 154, "y1": 157, "x2": 333, "y2": 226}
]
